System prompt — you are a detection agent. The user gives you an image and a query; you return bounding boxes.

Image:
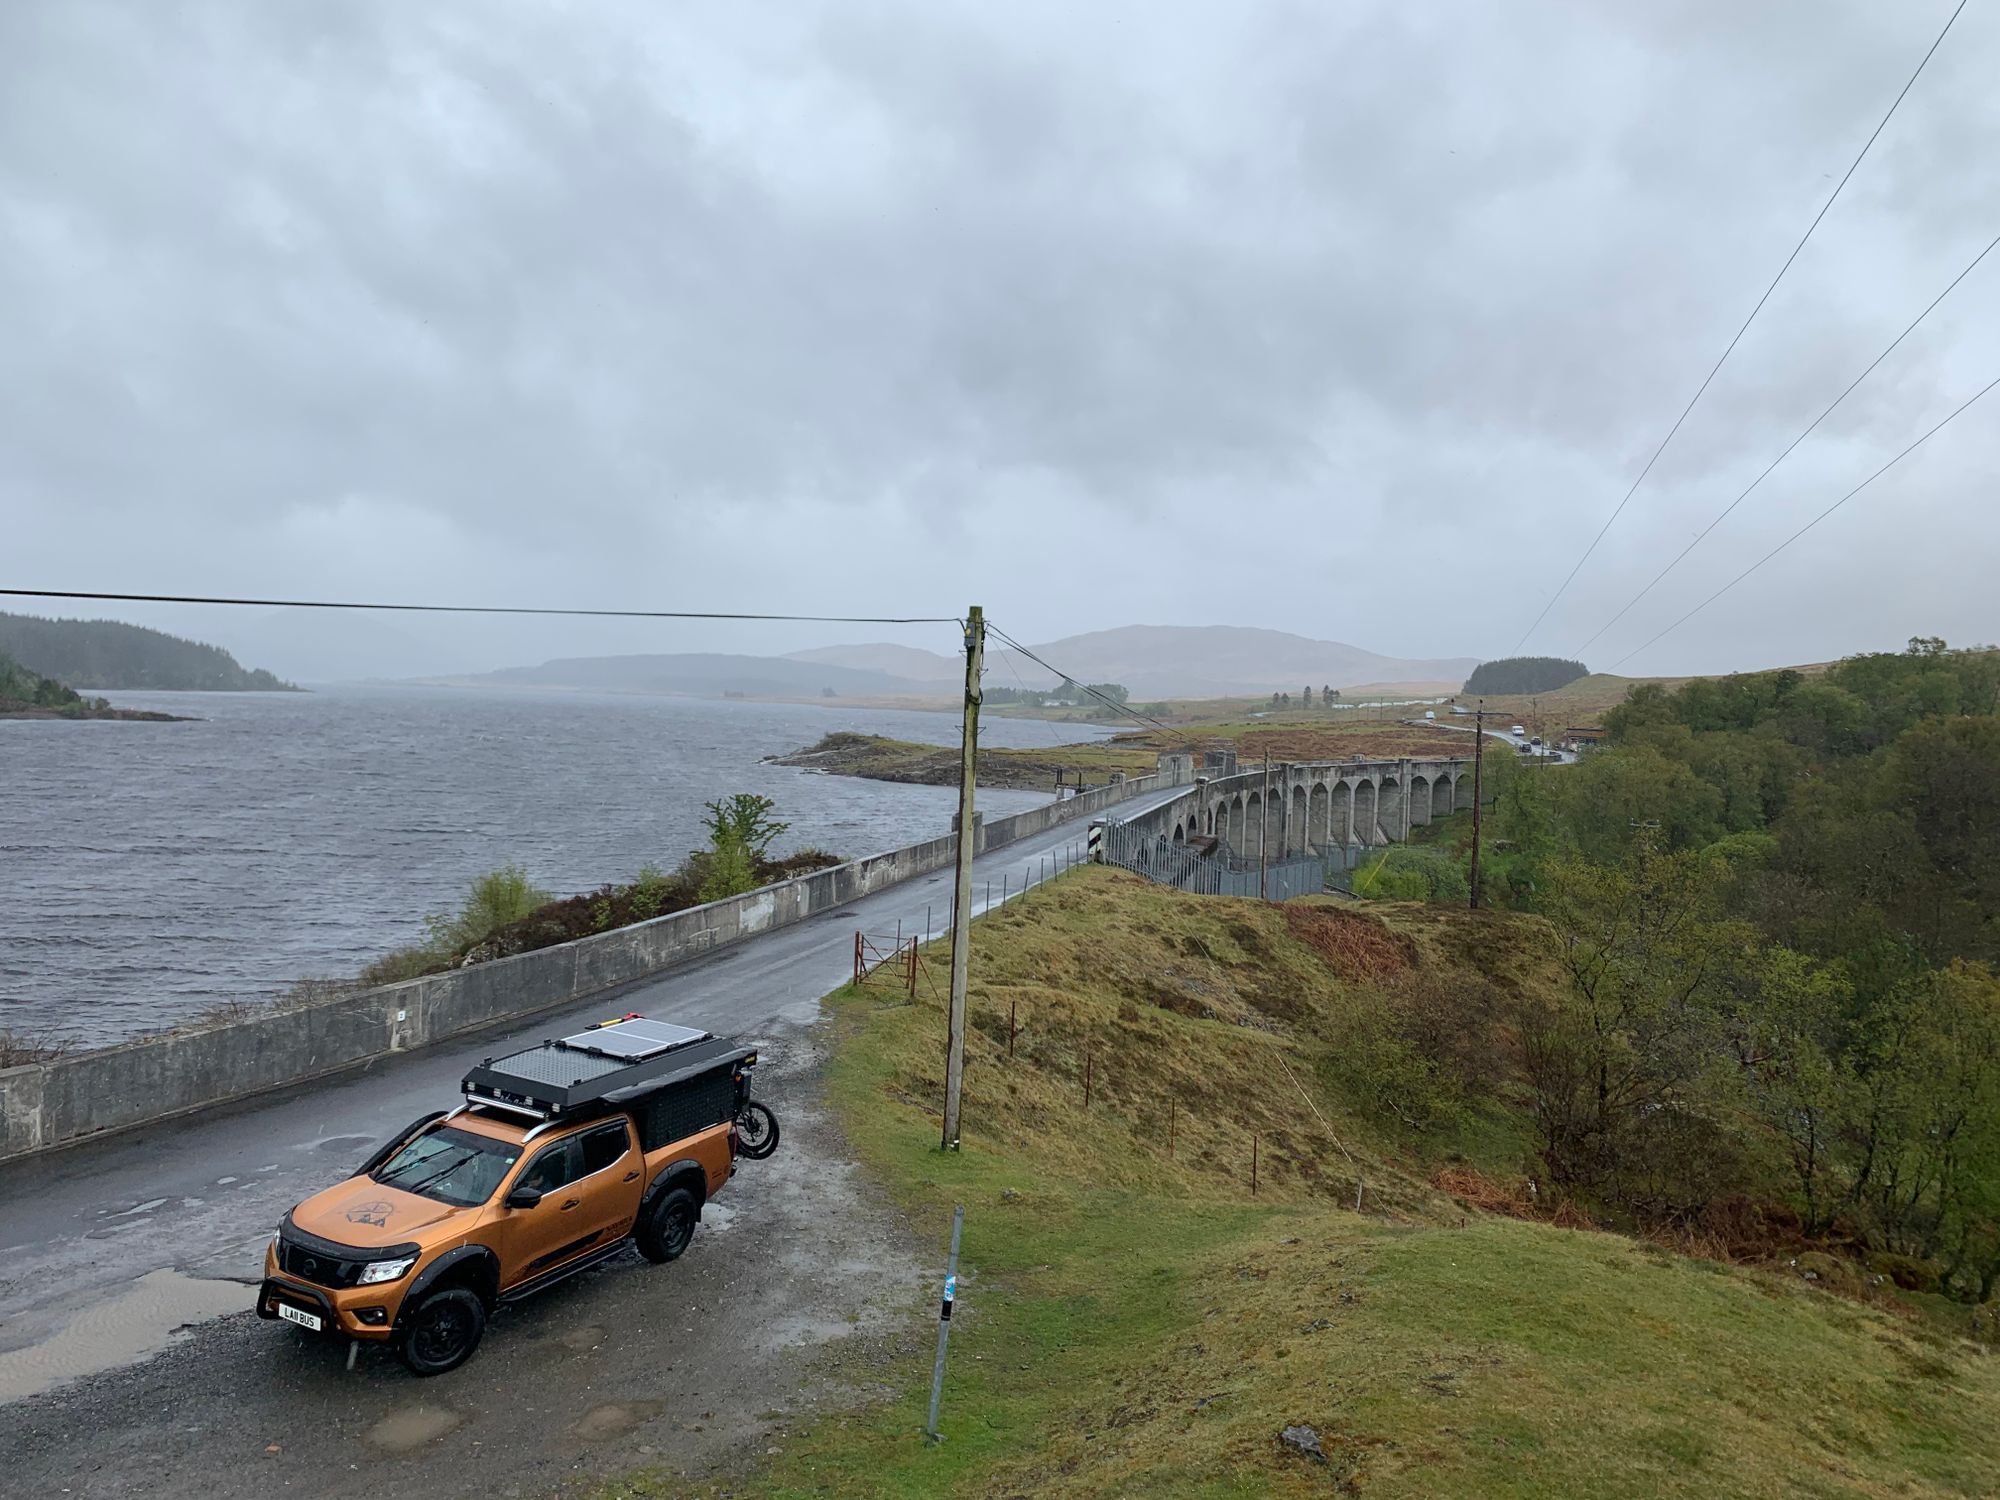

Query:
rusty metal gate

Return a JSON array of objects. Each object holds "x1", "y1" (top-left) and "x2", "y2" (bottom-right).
[{"x1": 853, "y1": 930, "x2": 919, "y2": 999}]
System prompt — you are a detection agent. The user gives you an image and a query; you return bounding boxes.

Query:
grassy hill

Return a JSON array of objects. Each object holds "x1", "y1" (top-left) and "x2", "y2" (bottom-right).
[{"x1": 602, "y1": 871, "x2": 1999, "y2": 1498}]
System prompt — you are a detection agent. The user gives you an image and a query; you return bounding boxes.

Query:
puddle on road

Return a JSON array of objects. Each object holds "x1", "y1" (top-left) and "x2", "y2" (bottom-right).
[
  {"x1": 0, "y1": 1267, "x2": 247, "y2": 1402},
  {"x1": 573, "y1": 1399, "x2": 664, "y2": 1440},
  {"x1": 366, "y1": 1403, "x2": 463, "y2": 1452}
]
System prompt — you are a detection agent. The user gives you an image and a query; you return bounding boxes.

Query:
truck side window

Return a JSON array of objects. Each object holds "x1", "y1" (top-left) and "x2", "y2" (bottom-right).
[
  {"x1": 518, "y1": 1137, "x2": 585, "y2": 1195},
  {"x1": 581, "y1": 1121, "x2": 630, "y2": 1175}
]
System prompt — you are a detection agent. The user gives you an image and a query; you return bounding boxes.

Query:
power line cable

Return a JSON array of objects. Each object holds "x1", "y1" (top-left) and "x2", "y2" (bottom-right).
[
  {"x1": 1575, "y1": 230, "x2": 2000, "y2": 656},
  {"x1": 985, "y1": 622, "x2": 1178, "y2": 735},
  {"x1": 0, "y1": 587, "x2": 957, "y2": 626},
  {"x1": 1512, "y1": 0, "x2": 1970, "y2": 653},
  {"x1": 1611, "y1": 370, "x2": 2000, "y2": 669}
]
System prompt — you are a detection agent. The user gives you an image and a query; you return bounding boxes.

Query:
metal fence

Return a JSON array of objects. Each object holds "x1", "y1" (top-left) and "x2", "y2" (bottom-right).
[{"x1": 1096, "y1": 821, "x2": 1354, "y2": 901}]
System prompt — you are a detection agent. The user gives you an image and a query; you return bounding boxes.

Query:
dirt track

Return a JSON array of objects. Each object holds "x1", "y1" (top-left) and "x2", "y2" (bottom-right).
[{"x1": 0, "y1": 1029, "x2": 928, "y2": 1500}]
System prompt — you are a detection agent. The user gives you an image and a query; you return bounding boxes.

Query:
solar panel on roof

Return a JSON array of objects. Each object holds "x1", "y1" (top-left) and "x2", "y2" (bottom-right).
[{"x1": 560, "y1": 1016, "x2": 709, "y2": 1061}]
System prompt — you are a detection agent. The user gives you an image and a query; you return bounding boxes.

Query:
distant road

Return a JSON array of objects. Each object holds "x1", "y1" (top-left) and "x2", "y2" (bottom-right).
[
  {"x1": 1421, "y1": 718, "x2": 1576, "y2": 764},
  {"x1": 0, "y1": 784, "x2": 1186, "y2": 1389}
]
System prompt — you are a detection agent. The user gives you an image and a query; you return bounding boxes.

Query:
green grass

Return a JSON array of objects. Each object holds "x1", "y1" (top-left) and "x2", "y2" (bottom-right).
[{"x1": 593, "y1": 870, "x2": 2000, "y2": 1499}]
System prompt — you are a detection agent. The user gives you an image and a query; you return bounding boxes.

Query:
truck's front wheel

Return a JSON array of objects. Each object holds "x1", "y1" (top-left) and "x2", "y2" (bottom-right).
[{"x1": 396, "y1": 1288, "x2": 486, "y2": 1376}]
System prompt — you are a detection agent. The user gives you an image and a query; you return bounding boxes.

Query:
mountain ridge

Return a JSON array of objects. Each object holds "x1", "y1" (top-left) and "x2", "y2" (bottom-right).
[
  {"x1": 458, "y1": 625, "x2": 1480, "y2": 701},
  {"x1": 792, "y1": 624, "x2": 1478, "y2": 698}
]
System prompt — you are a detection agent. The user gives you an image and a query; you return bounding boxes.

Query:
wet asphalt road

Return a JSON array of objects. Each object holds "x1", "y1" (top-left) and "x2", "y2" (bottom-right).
[{"x1": 0, "y1": 790, "x2": 1180, "y2": 1492}]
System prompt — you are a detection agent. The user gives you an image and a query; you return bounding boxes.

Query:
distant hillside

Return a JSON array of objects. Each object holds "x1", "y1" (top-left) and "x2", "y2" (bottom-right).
[
  {"x1": 0, "y1": 612, "x2": 297, "y2": 691},
  {"x1": 489, "y1": 627, "x2": 1480, "y2": 703},
  {"x1": 474, "y1": 652, "x2": 926, "y2": 700},
  {"x1": 985, "y1": 625, "x2": 1478, "y2": 700},
  {"x1": 784, "y1": 641, "x2": 960, "y2": 687}
]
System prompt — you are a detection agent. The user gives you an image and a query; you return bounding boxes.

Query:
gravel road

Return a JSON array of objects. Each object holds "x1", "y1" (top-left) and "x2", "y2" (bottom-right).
[{"x1": 0, "y1": 1028, "x2": 928, "y2": 1499}]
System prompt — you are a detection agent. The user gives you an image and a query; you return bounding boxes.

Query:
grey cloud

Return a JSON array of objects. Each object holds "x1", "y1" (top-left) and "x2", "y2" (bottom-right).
[{"x1": 2, "y1": 0, "x2": 1995, "y2": 676}]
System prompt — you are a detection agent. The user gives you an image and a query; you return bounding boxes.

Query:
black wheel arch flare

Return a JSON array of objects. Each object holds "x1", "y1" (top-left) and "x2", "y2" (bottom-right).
[
  {"x1": 641, "y1": 1157, "x2": 709, "y2": 1217},
  {"x1": 396, "y1": 1244, "x2": 501, "y2": 1328}
]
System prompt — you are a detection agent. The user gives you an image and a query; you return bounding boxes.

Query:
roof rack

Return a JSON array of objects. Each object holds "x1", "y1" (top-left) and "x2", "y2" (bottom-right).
[{"x1": 461, "y1": 1015, "x2": 756, "y2": 1122}]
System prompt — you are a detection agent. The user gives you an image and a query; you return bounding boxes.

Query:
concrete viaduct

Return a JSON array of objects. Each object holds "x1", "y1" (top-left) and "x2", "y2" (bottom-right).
[{"x1": 1113, "y1": 749, "x2": 1473, "y2": 862}]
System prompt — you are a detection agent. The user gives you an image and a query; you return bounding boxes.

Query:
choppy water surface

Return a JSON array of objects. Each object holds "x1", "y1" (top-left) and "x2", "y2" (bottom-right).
[{"x1": 1, "y1": 686, "x2": 1095, "y2": 1043}]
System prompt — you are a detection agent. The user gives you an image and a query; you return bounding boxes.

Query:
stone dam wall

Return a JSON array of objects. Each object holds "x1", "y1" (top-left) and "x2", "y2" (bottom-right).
[{"x1": 0, "y1": 772, "x2": 1166, "y2": 1161}]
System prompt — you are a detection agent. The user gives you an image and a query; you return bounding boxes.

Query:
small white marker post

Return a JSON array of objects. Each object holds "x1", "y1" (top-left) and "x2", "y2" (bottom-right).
[{"x1": 925, "y1": 1203, "x2": 966, "y2": 1441}]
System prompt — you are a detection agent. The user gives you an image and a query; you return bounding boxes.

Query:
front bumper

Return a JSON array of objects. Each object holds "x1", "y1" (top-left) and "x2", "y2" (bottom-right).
[{"x1": 256, "y1": 1272, "x2": 397, "y2": 1341}]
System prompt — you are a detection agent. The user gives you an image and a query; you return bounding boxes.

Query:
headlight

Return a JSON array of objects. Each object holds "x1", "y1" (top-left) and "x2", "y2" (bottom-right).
[{"x1": 357, "y1": 1255, "x2": 418, "y2": 1285}]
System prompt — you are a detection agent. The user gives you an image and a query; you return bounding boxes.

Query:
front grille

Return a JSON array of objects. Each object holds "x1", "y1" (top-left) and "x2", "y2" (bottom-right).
[
  {"x1": 276, "y1": 1218, "x2": 418, "y2": 1288},
  {"x1": 277, "y1": 1238, "x2": 368, "y2": 1288}
]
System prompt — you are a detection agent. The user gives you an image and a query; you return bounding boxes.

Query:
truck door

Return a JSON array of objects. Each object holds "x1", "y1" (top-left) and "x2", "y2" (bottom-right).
[
  {"x1": 492, "y1": 1134, "x2": 593, "y2": 1288},
  {"x1": 574, "y1": 1119, "x2": 646, "y2": 1245}
]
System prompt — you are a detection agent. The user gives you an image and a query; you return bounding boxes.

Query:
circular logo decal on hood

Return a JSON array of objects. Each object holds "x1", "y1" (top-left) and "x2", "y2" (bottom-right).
[{"x1": 344, "y1": 1200, "x2": 394, "y2": 1228}]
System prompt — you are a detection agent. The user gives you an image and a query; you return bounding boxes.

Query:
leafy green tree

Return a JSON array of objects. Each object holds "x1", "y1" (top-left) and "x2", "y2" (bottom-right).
[
  {"x1": 706, "y1": 793, "x2": 789, "y2": 861},
  {"x1": 1521, "y1": 843, "x2": 1742, "y2": 1208},
  {"x1": 1353, "y1": 845, "x2": 1468, "y2": 904},
  {"x1": 1725, "y1": 944, "x2": 1857, "y2": 1234},
  {"x1": 697, "y1": 794, "x2": 790, "y2": 901}
]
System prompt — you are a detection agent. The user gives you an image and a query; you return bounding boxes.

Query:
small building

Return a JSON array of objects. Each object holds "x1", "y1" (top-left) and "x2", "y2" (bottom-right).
[{"x1": 1560, "y1": 726, "x2": 1609, "y2": 754}]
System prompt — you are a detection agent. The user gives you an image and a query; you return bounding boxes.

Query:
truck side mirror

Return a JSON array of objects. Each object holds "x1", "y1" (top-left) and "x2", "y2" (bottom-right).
[{"x1": 505, "y1": 1186, "x2": 544, "y2": 1210}]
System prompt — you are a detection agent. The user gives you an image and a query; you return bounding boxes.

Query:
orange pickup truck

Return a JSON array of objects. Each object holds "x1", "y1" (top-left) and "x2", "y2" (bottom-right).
[{"x1": 256, "y1": 1016, "x2": 775, "y2": 1374}]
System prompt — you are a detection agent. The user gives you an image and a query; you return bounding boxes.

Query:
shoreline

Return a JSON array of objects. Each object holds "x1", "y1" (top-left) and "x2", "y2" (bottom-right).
[{"x1": 0, "y1": 705, "x2": 195, "y2": 722}]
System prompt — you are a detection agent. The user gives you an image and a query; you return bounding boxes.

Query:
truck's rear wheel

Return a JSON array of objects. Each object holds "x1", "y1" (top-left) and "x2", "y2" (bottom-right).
[
  {"x1": 396, "y1": 1288, "x2": 486, "y2": 1376},
  {"x1": 636, "y1": 1187, "x2": 699, "y2": 1263}
]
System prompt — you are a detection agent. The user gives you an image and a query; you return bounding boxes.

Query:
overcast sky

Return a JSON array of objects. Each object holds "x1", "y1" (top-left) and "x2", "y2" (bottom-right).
[{"x1": 3, "y1": 0, "x2": 1995, "y2": 680}]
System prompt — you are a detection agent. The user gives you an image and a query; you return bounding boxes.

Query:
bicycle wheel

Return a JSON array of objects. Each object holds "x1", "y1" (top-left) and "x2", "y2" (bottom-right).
[{"x1": 735, "y1": 1101, "x2": 780, "y2": 1160}]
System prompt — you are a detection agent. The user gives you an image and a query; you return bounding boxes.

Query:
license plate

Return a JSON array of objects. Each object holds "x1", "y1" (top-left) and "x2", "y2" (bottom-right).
[{"x1": 277, "y1": 1302, "x2": 323, "y2": 1332}]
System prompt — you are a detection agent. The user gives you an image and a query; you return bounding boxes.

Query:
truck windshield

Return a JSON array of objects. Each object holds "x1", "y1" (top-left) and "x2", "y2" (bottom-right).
[{"x1": 372, "y1": 1126, "x2": 521, "y2": 1207}]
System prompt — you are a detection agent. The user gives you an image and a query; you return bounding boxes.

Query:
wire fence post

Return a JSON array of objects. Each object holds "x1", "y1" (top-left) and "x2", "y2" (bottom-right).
[
  {"x1": 925, "y1": 903, "x2": 933, "y2": 944},
  {"x1": 1008, "y1": 1000, "x2": 1016, "y2": 1060},
  {"x1": 1251, "y1": 1134, "x2": 1258, "y2": 1195},
  {"x1": 925, "y1": 1204, "x2": 966, "y2": 1442}
]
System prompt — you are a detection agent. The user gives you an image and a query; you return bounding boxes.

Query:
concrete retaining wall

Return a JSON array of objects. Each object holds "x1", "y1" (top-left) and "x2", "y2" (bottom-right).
[{"x1": 0, "y1": 773, "x2": 1164, "y2": 1162}]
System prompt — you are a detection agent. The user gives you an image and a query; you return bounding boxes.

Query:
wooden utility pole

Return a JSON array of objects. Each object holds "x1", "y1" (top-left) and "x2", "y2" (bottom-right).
[
  {"x1": 941, "y1": 606, "x2": 983, "y2": 1150},
  {"x1": 1469, "y1": 701, "x2": 1485, "y2": 910}
]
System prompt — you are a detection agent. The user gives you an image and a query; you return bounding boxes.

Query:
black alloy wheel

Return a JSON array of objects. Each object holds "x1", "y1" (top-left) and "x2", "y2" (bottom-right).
[
  {"x1": 637, "y1": 1187, "x2": 700, "y2": 1263},
  {"x1": 397, "y1": 1287, "x2": 486, "y2": 1376}
]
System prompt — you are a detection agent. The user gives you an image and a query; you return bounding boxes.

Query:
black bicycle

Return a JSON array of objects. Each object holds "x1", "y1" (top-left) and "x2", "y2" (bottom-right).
[
  {"x1": 734, "y1": 1099, "x2": 779, "y2": 1159},
  {"x1": 733, "y1": 1067, "x2": 781, "y2": 1160}
]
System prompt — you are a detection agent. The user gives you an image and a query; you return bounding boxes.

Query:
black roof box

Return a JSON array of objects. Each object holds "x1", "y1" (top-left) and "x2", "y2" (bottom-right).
[{"x1": 462, "y1": 1015, "x2": 755, "y2": 1122}]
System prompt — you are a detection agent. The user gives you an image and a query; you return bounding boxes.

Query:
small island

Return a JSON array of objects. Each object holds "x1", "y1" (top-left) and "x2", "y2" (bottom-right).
[{"x1": 0, "y1": 652, "x2": 192, "y2": 721}]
